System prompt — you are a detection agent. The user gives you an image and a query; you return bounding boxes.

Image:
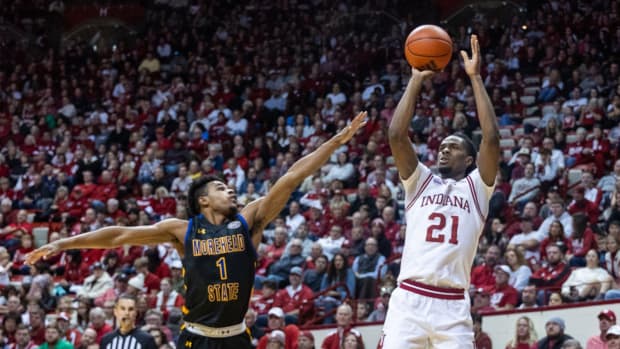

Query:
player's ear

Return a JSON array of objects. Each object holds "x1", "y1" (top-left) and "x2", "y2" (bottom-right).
[{"x1": 465, "y1": 155, "x2": 474, "y2": 168}]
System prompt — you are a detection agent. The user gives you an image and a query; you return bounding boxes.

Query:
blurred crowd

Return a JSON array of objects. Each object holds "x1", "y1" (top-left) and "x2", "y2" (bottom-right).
[{"x1": 0, "y1": 0, "x2": 619, "y2": 348}]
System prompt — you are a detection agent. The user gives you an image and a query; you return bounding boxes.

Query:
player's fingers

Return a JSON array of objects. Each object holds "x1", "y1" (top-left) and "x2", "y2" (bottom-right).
[{"x1": 460, "y1": 50, "x2": 469, "y2": 61}]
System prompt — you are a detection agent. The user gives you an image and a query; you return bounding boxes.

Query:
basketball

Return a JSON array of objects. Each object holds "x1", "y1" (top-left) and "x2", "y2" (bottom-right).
[{"x1": 404, "y1": 25, "x2": 453, "y2": 71}]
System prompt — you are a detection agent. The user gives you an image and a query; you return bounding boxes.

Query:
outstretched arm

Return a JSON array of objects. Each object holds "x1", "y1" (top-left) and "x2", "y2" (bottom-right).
[
  {"x1": 25, "y1": 218, "x2": 187, "y2": 265},
  {"x1": 387, "y1": 68, "x2": 433, "y2": 180},
  {"x1": 242, "y1": 111, "x2": 367, "y2": 247},
  {"x1": 461, "y1": 35, "x2": 500, "y2": 185}
]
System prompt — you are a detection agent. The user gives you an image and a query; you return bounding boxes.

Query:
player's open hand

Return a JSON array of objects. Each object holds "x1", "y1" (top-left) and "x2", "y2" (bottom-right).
[
  {"x1": 460, "y1": 34, "x2": 481, "y2": 77},
  {"x1": 25, "y1": 242, "x2": 61, "y2": 265},
  {"x1": 336, "y1": 111, "x2": 367, "y2": 145}
]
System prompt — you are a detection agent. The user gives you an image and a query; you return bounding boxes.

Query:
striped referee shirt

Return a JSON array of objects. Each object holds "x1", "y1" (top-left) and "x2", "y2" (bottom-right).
[{"x1": 100, "y1": 328, "x2": 158, "y2": 349}]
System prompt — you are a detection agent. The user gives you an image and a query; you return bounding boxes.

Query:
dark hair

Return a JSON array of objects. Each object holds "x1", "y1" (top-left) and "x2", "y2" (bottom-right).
[
  {"x1": 187, "y1": 175, "x2": 224, "y2": 217},
  {"x1": 453, "y1": 132, "x2": 477, "y2": 174},
  {"x1": 572, "y1": 213, "x2": 588, "y2": 238},
  {"x1": 326, "y1": 253, "x2": 349, "y2": 284}
]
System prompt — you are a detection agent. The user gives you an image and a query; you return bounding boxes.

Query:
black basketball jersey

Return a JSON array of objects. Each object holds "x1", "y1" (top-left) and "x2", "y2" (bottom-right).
[{"x1": 182, "y1": 213, "x2": 256, "y2": 327}]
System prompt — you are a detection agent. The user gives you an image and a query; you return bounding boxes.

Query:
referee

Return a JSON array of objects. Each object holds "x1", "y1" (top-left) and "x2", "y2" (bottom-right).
[{"x1": 100, "y1": 294, "x2": 158, "y2": 349}]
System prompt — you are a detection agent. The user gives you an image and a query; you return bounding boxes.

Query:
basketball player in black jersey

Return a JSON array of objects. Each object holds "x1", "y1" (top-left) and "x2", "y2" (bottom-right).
[{"x1": 26, "y1": 111, "x2": 367, "y2": 349}]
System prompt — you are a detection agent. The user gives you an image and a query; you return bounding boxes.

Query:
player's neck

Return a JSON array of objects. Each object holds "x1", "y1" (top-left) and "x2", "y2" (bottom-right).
[
  {"x1": 201, "y1": 209, "x2": 229, "y2": 225},
  {"x1": 119, "y1": 324, "x2": 135, "y2": 335},
  {"x1": 439, "y1": 173, "x2": 466, "y2": 181}
]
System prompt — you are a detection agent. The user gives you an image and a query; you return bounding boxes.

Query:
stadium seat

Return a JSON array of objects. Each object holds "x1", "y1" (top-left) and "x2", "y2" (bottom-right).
[
  {"x1": 500, "y1": 138, "x2": 516, "y2": 149},
  {"x1": 567, "y1": 169, "x2": 582, "y2": 187},
  {"x1": 499, "y1": 128, "x2": 512, "y2": 138},
  {"x1": 33, "y1": 226, "x2": 49, "y2": 248},
  {"x1": 566, "y1": 133, "x2": 579, "y2": 144},
  {"x1": 513, "y1": 127, "x2": 524, "y2": 137},
  {"x1": 520, "y1": 96, "x2": 536, "y2": 106},
  {"x1": 523, "y1": 86, "x2": 540, "y2": 96},
  {"x1": 523, "y1": 116, "x2": 541, "y2": 126},
  {"x1": 523, "y1": 76, "x2": 541, "y2": 85}
]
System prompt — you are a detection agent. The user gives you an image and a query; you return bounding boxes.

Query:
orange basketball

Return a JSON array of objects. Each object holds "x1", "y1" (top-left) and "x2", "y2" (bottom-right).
[{"x1": 404, "y1": 25, "x2": 453, "y2": 71}]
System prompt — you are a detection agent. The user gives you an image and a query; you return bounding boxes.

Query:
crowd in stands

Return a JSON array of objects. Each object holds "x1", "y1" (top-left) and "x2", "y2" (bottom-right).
[{"x1": 0, "y1": 0, "x2": 619, "y2": 348}]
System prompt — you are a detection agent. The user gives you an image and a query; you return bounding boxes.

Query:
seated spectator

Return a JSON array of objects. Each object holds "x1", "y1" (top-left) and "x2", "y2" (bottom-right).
[
  {"x1": 77, "y1": 262, "x2": 113, "y2": 301},
  {"x1": 318, "y1": 225, "x2": 346, "y2": 260},
  {"x1": 273, "y1": 267, "x2": 314, "y2": 325},
  {"x1": 355, "y1": 302, "x2": 370, "y2": 323},
  {"x1": 561, "y1": 249, "x2": 612, "y2": 301},
  {"x1": 152, "y1": 278, "x2": 184, "y2": 317},
  {"x1": 489, "y1": 265, "x2": 519, "y2": 310},
  {"x1": 505, "y1": 248, "x2": 532, "y2": 291},
  {"x1": 342, "y1": 332, "x2": 365, "y2": 349},
  {"x1": 367, "y1": 286, "x2": 392, "y2": 322},
  {"x1": 567, "y1": 186, "x2": 599, "y2": 225},
  {"x1": 529, "y1": 244, "x2": 571, "y2": 303},
  {"x1": 76, "y1": 328, "x2": 98, "y2": 349},
  {"x1": 352, "y1": 237, "x2": 386, "y2": 299},
  {"x1": 316, "y1": 253, "x2": 355, "y2": 324},
  {"x1": 297, "y1": 331, "x2": 315, "y2": 349},
  {"x1": 321, "y1": 304, "x2": 364, "y2": 349},
  {"x1": 471, "y1": 288, "x2": 494, "y2": 315},
  {"x1": 505, "y1": 316, "x2": 538, "y2": 349},
  {"x1": 265, "y1": 238, "x2": 306, "y2": 287},
  {"x1": 245, "y1": 309, "x2": 263, "y2": 348},
  {"x1": 10, "y1": 324, "x2": 37, "y2": 349},
  {"x1": 264, "y1": 330, "x2": 286, "y2": 349},
  {"x1": 508, "y1": 163, "x2": 541, "y2": 211},
  {"x1": 606, "y1": 325, "x2": 620, "y2": 349},
  {"x1": 567, "y1": 213, "x2": 598, "y2": 267},
  {"x1": 604, "y1": 234, "x2": 620, "y2": 280},
  {"x1": 518, "y1": 284, "x2": 539, "y2": 309},
  {"x1": 537, "y1": 199, "x2": 573, "y2": 239},
  {"x1": 508, "y1": 216, "x2": 543, "y2": 262},
  {"x1": 534, "y1": 317, "x2": 573, "y2": 349},
  {"x1": 471, "y1": 245, "x2": 501, "y2": 290},
  {"x1": 473, "y1": 313, "x2": 492, "y2": 349},
  {"x1": 585, "y1": 309, "x2": 616, "y2": 349},
  {"x1": 252, "y1": 280, "x2": 277, "y2": 327},
  {"x1": 89, "y1": 307, "x2": 112, "y2": 343},
  {"x1": 303, "y1": 255, "x2": 328, "y2": 292},
  {"x1": 256, "y1": 307, "x2": 299, "y2": 349},
  {"x1": 548, "y1": 292, "x2": 564, "y2": 307},
  {"x1": 539, "y1": 221, "x2": 573, "y2": 262}
]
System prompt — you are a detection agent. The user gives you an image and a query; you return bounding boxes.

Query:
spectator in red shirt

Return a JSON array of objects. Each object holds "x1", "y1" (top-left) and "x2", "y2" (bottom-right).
[
  {"x1": 473, "y1": 314, "x2": 492, "y2": 349},
  {"x1": 150, "y1": 186, "x2": 176, "y2": 218},
  {"x1": 72, "y1": 171, "x2": 98, "y2": 201},
  {"x1": 134, "y1": 257, "x2": 161, "y2": 295},
  {"x1": 265, "y1": 226, "x2": 288, "y2": 263},
  {"x1": 568, "y1": 213, "x2": 598, "y2": 267},
  {"x1": 88, "y1": 307, "x2": 112, "y2": 344},
  {"x1": 273, "y1": 266, "x2": 314, "y2": 325},
  {"x1": 91, "y1": 170, "x2": 118, "y2": 208},
  {"x1": 567, "y1": 186, "x2": 599, "y2": 225},
  {"x1": 489, "y1": 265, "x2": 519, "y2": 310},
  {"x1": 28, "y1": 309, "x2": 46, "y2": 345},
  {"x1": 321, "y1": 304, "x2": 365, "y2": 349},
  {"x1": 151, "y1": 278, "x2": 184, "y2": 318},
  {"x1": 471, "y1": 245, "x2": 501, "y2": 290},
  {"x1": 57, "y1": 312, "x2": 82, "y2": 347},
  {"x1": 256, "y1": 307, "x2": 300, "y2": 349},
  {"x1": 529, "y1": 243, "x2": 572, "y2": 300},
  {"x1": 11, "y1": 234, "x2": 34, "y2": 274}
]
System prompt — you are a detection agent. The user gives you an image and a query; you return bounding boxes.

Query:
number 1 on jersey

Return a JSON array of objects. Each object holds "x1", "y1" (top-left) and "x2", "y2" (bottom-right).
[
  {"x1": 425, "y1": 212, "x2": 459, "y2": 244},
  {"x1": 216, "y1": 257, "x2": 228, "y2": 280}
]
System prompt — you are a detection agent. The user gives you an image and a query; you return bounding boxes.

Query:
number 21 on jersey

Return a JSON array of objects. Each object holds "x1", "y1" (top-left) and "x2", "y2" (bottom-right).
[{"x1": 425, "y1": 212, "x2": 459, "y2": 244}]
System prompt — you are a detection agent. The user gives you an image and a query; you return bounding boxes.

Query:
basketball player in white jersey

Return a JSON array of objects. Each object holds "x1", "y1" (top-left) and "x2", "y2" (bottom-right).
[{"x1": 381, "y1": 35, "x2": 500, "y2": 348}]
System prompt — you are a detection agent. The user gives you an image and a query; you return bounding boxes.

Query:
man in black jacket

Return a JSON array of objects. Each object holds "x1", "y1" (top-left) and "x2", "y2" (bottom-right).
[{"x1": 536, "y1": 317, "x2": 573, "y2": 349}]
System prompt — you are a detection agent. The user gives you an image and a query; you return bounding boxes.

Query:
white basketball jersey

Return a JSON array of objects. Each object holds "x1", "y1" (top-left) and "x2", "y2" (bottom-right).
[{"x1": 398, "y1": 163, "x2": 494, "y2": 289}]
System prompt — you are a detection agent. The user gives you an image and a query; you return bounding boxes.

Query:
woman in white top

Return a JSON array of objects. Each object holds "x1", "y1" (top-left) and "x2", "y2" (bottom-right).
[
  {"x1": 505, "y1": 247, "x2": 532, "y2": 291},
  {"x1": 562, "y1": 249, "x2": 613, "y2": 300}
]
